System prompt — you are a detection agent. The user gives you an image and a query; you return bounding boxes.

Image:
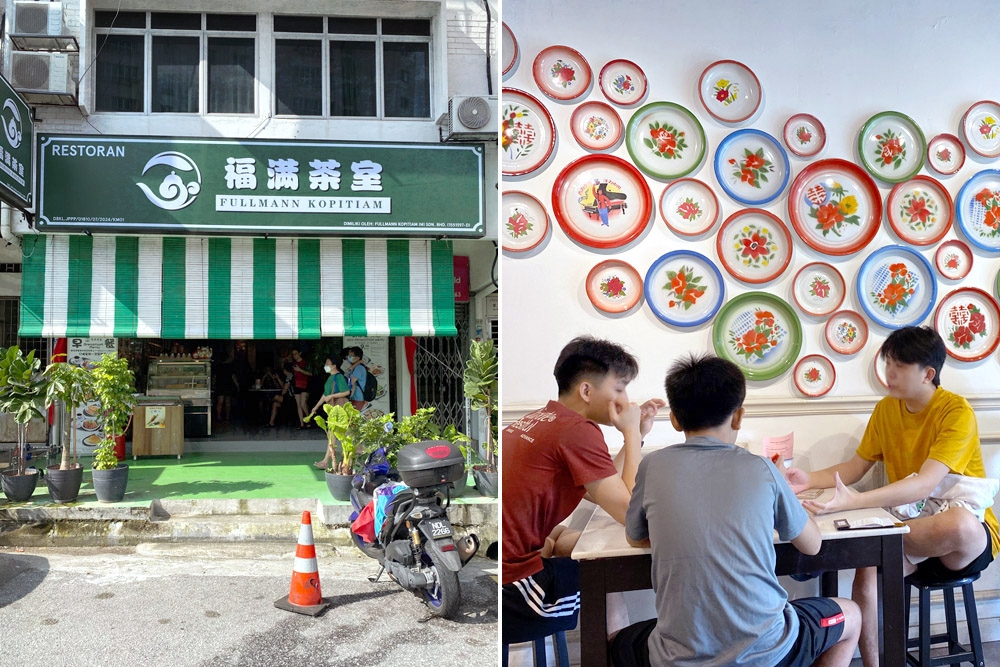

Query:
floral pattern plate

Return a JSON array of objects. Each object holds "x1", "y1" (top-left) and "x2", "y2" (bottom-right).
[
  {"x1": 713, "y1": 129, "x2": 790, "y2": 205},
  {"x1": 501, "y1": 22, "x2": 518, "y2": 76},
  {"x1": 793, "y1": 354, "x2": 836, "y2": 398},
  {"x1": 501, "y1": 88, "x2": 556, "y2": 177},
  {"x1": 625, "y1": 101, "x2": 707, "y2": 180},
  {"x1": 934, "y1": 287, "x2": 1000, "y2": 362},
  {"x1": 787, "y1": 158, "x2": 882, "y2": 255},
  {"x1": 551, "y1": 154, "x2": 652, "y2": 249},
  {"x1": 501, "y1": 191, "x2": 548, "y2": 253},
  {"x1": 586, "y1": 259, "x2": 642, "y2": 314},
  {"x1": 961, "y1": 101, "x2": 1000, "y2": 158},
  {"x1": 783, "y1": 114, "x2": 826, "y2": 158},
  {"x1": 927, "y1": 133, "x2": 965, "y2": 175},
  {"x1": 659, "y1": 178, "x2": 720, "y2": 237},
  {"x1": 792, "y1": 262, "x2": 846, "y2": 317},
  {"x1": 716, "y1": 208, "x2": 793, "y2": 284},
  {"x1": 873, "y1": 350, "x2": 889, "y2": 390},
  {"x1": 644, "y1": 250, "x2": 724, "y2": 327},
  {"x1": 935, "y1": 239, "x2": 973, "y2": 281},
  {"x1": 599, "y1": 59, "x2": 647, "y2": 107},
  {"x1": 955, "y1": 169, "x2": 1000, "y2": 251},
  {"x1": 697, "y1": 60, "x2": 762, "y2": 123},
  {"x1": 886, "y1": 175, "x2": 953, "y2": 246},
  {"x1": 711, "y1": 292, "x2": 802, "y2": 381},
  {"x1": 532, "y1": 45, "x2": 591, "y2": 101},
  {"x1": 856, "y1": 245, "x2": 937, "y2": 330},
  {"x1": 857, "y1": 111, "x2": 926, "y2": 184},
  {"x1": 570, "y1": 101, "x2": 623, "y2": 151},
  {"x1": 825, "y1": 310, "x2": 869, "y2": 356}
]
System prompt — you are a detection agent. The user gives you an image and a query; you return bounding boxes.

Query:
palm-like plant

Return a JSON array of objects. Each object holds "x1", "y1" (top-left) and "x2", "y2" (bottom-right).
[
  {"x1": 0, "y1": 346, "x2": 48, "y2": 476},
  {"x1": 44, "y1": 362, "x2": 94, "y2": 470},
  {"x1": 463, "y1": 339, "x2": 498, "y2": 470},
  {"x1": 307, "y1": 403, "x2": 363, "y2": 475}
]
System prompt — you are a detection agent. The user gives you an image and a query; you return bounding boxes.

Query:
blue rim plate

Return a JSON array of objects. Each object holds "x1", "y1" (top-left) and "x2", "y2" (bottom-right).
[
  {"x1": 955, "y1": 169, "x2": 1000, "y2": 252},
  {"x1": 711, "y1": 291, "x2": 802, "y2": 380},
  {"x1": 644, "y1": 250, "x2": 724, "y2": 327},
  {"x1": 713, "y1": 129, "x2": 789, "y2": 205},
  {"x1": 856, "y1": 245, "x2": 937, "y2": 330}
]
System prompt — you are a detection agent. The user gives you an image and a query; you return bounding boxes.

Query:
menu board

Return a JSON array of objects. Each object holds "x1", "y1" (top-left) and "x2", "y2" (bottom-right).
[
  {"x1": 67, "y1": 338, "x2": 117, "y2": 457},
  {"x1": 343, "y1": 336, "x2": 390, "y2": 419}
]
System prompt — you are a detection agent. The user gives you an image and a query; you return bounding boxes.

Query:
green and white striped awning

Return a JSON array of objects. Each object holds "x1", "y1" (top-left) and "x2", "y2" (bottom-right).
[{"x1": 20, "y1": 235, "x2": 456, "y2": 338}]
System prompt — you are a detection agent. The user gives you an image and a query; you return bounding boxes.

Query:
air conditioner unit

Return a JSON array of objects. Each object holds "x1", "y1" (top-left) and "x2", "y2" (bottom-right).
[
  {"x1": 13, "y1": 1, "x2": 64, "y2": 36},
  {"x1": 445, "y1": 95, "x2": 497, "y2": 141},
  {"x1": 10, "y1": 52, "x2": 68, "y2": 92}
]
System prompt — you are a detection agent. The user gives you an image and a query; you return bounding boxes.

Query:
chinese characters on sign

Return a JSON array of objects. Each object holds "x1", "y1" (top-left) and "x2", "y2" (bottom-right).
[{"x1": 223, "y1": 157, "x2": 384, "y2": 192}]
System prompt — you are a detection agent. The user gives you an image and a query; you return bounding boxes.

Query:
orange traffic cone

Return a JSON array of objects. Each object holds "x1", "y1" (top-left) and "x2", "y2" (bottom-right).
[{"x1": 274, "y1": 511, "x2": 330, "y2": 616}]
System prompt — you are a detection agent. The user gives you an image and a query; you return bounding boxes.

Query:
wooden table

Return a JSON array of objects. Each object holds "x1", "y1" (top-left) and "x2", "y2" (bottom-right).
[{"x1": 571, "y1": 504, "x2": 909, "y2": 667}]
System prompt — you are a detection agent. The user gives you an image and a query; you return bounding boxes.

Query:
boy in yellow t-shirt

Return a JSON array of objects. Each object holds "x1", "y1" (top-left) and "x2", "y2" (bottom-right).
[{"x1": 787, "y1": 326, "x2": 997, "y2": 667}]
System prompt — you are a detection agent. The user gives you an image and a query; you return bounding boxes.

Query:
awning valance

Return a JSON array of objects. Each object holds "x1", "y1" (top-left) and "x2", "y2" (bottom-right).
[{"x1": 19, "y1": 235, "x2": 456, "y2": 339}]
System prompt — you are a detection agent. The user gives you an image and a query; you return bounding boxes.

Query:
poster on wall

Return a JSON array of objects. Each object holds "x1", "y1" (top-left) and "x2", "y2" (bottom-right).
[
  {"x1": 67, "y1": 337, "x2": 117, "y2": 457},
  {"x1": 343, "y1": 336, "x2": 389, "y2": 418}
]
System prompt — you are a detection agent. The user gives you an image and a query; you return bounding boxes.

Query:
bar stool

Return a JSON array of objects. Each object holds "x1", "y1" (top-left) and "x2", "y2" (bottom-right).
[
  {"x1": 903, "y1": 570, "x2": 984, "y2": 666},
  {"x1": 501, "y1": 631, "x2": 569, "y2": 667}
]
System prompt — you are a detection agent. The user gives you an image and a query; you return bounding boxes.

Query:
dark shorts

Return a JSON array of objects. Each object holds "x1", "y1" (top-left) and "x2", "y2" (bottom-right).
[
  {"x1": 609, "y1": 597, "x2": 845, "y2": 667},
  {"x1": 915, "y1": 521, "x2": 994, "y2": 580},
  {"x1": 502, "y1": 557, "x2": 580, "y2": 645}
]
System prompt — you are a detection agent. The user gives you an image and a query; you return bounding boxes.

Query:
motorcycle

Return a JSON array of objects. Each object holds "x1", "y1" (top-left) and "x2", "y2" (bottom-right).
[{"x1": 348, "y1": 440, "x2": 479, "y2": 618}]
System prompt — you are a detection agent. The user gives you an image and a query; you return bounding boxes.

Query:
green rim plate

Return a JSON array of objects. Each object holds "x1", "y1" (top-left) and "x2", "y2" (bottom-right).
[
  {"x1": 857, "y1": 111, "x2": 926, "y2": 184},
  {"x1": 712, "y1": 291, "x2": 802, "y2": 380},
  {"x1": 625, "y1": 101, "x2": 706, "y2": 180}
]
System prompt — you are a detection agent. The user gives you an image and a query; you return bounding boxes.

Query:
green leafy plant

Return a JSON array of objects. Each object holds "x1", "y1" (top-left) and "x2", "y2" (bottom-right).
[
  {"x1": 306, "y1": 402, "x2": 363, "y2": 475},
  {"x1": 0, "y1": 346, "x2": 49, "y2": 476},
  {"x1": 90, "y1": 353, "x2": 137, "y2": 471},
  {"x1": 463, "y1": 339, "x2": 498, "y2": 470},
  {"x1": 44, "y1": 362, "x2": 94, "y2": 470},
  {"x1": 357, "y1": 411, "x2": 406, "y2": 467}
]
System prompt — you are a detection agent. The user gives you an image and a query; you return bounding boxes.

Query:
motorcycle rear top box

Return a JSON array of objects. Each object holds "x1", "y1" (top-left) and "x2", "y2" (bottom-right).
[{"x1": 396, "y1": 440, "x2": 464, "y2": 488}]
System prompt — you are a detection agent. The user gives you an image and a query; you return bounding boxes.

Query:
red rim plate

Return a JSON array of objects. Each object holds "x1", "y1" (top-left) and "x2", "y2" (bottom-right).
[
  {"x1": 873, "y1": 351, "x2": 888, "y2": 390},
  {"x1": 793, "y1": 354, "x2": 836, "y2": 397},
  {"x1": 935, "y1": 239, "x2": 973, "y2": 280},
  {"x1": 659, "y1": 178, "x2": 720, "y2": 237},
  {"x1": 501, "y1": 191, "x2": 549, "y2": 253},
  {"x1": 501, "y1": 23, "x2": 518, "y2": 76},
  {"x1": 599, "y1": 59, "x2": 647, "y2": 106},
  {"x1": 716, "y1": 208, "x2": 793, "y2": 284},
  {"x1": 586, "y1": 260, "x2": 642, "y2": 314},
  {"x1": 570, "y1": 101, "x2": 623, "y2": 151},
  {"x1": 934, "y1": 287, "x2": 1000, "y2": 362},
  {"x1": 792, "y1": 262, "x2": 846, "y2": 317},
  {"x1": 551, "y1": 154, "x2": 653, "y2": 249},
  {"x1": 825, "y1": 310, "x2": 869, "y2": 356},
  {"x1": 787, "y1": 158, "x2": 882, "y2": 255},
  {"x1": 927, "y1": 133, "x2": 965, "y2": 175},
  {"x1": 886, "y1": 175, "x2": 953, "y2": 246},
  {"x1": 697, "y1": 59, "x2": 762, "y2": 123},
  {"x1": 501, "y1": 88, "x2": 556, "y2": 177},
  {"x1": 532, "y1": 45, "x2": 592, "y2": 101},
  {"x1": 783, "y1": 114, "x2": 826, "y2": 158}
]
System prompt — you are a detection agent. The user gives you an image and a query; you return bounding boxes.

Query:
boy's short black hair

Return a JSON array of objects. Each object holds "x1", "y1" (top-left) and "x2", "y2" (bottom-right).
[
  {"x1": 665, "y1": 354, "x2": 746, "y2": 431},
  {"x1": 554, "y1": 336, "x2": 638, "y2": 395},
  {"x1": 879, "y1": 326, "x2": 945, "y2": 387}
]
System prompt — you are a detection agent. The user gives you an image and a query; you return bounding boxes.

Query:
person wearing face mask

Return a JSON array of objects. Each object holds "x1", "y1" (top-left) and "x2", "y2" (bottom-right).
[
  {"x1": 308, "y1": 356, "x2": 352, "y2": 469},
  {"x1": 345, "y1": 346, "x2": 369, "y2": 410}
]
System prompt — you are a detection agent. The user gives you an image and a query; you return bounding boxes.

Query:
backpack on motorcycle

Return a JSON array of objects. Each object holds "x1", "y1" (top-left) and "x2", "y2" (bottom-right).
[{"x1": 360, "y1": 364, "x2": 378, "y2": 402}]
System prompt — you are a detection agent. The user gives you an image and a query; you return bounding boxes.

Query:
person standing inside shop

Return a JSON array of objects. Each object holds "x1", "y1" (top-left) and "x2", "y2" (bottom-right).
[
  {"x1": 308, "y1": 357, "x2": 352, "y2": 469},
  {"x1": 290, "y1": 348, "x2": 312, "y2": 429},
  {"x1": 346, "y1": 346, "x2": 369, "y2": 410}
]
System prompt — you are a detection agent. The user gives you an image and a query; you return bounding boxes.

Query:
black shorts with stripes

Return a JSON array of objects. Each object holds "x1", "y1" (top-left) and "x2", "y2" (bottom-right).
[{"x1": 502, "y1": 557, "x2": 580, "y2": 645}]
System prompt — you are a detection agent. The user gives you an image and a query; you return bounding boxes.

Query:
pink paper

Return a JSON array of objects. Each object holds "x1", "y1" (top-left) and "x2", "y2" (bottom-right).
[{"x1": 764, "y1": 432, "x2": 794, "y2": 465}]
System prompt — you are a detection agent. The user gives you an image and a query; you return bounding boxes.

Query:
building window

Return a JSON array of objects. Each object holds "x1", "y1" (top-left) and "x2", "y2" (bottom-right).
[
  {"x1": 94, "y1": 12, "x2": 256, "y2": 115},
  {"x1": 0, "y1": 298, "x2": 47, "y2": 365},
  {"x1": 275, "y1": 16, "x2": 431, "y2": 119}
]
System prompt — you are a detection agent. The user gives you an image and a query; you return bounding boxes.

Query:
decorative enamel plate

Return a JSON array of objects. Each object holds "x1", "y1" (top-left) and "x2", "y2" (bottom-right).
[
  {"x1": 934, "y1": 287, "x2": 1000, "y2": 362},
  {"x1": 625, "y1": 101, "x2": 707, "y2": 180},
  {"x1": 713, "y1": 129, "x2": 790, "y2": 205},
  {"x1": 783, "y1": 114, "x2": 826, "y2": 158},
  {"x1": 857, "y1": 111, "x2": 926, "y2": 184},
  {"x1": 716, "y1": 208, "x2": 793, "y2": 284},
  {"x1": 856, "y1": 245, "x2": 937, "y2": 330},
  {"x1": 961, "y1": 101, "x2": 1000, "y2": 158},
  {"x1": 955, "y1": 169, "x2": 1000, "y2": 251},
  {"x1": 501, "y1": 191, "x2": 549, "y2": 253},
  {"x1": 885, "y1": 176, "x2": 953, "y2": 246},
  {"x1": 793, "y1": 354, "x2": 836, "y2": 398},
  {"x1": 935, "y1": 239, "x2": 973, "y2": 281},
  {"x1": 501, "y1": 88, "x2": 556, "y2": 177},
  {"x1": 586, "y1": 260, "x2": 642, "y2": 314},
  {"x1": 570, "y1": 101, "x2": 623, "y2": 152},
  {"x1": 644, "y1": 250, "x2": 725, "y2": 327},
  {"x1": 825, "y1": 310, "x2": 869, "y2": 356},
  {"x1": 927, "y1": 133, "x2": 965, "y2": 175},
  {"x1": 532, "y1": 45, "x2": 592, "y2": 101},
  {"x1": 551, "y1": 154, "x2": 652, "y2": 249},
  {"x1": 792, "y1": 262, "x2": 846, "y2": 317},
  {"x1": 659, "y1": 178, "x2": 720, "y2": 237},
  {"x1": 873, "y1": 350, "x2": 888, "y2": 389},
  {"x1": 787, "y1": 158, "x2": 882, "y2": 255},
  {"x1": 711, "y1": 292, "x2": 802, "y2": 380},
  {"x1": 599, "y1": 59, "x2": 647, "y2": 107},
  {"x1": 501, "y1": 22, "x2": 518, "y2": 76},
  {"x1": 697, "y1": 60, "x2": 762, "y2": 123}
]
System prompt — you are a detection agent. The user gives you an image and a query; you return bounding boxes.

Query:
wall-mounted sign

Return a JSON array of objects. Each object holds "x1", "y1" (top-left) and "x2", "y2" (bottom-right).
[
  {"x1": 36, "y1": 135, "x2": 486, "y2": 237},
  {"x1": 453, "y1": 255, "x2": 470, "y2": 302},
  {"x1": 0, "y1": 75, "x2": 32, "y2": 209}
]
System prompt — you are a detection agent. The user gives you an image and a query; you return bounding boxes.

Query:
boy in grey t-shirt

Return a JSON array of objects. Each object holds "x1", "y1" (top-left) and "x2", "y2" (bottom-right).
[{"x1": 610, "y1": 355, "x2": 860, "y2": 667}]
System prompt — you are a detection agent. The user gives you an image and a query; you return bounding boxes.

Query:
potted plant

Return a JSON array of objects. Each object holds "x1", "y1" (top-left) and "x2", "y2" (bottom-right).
[
  {"x1": 463, "y1": 339, "x2": 498, "y2": 497},
  {"x1": 90, "y1": 353, "x2": 137, "y2": 503},
  {"x1": 42, "y1": 361, "x2": 94, "y2": 503},
  {"x1": 397, "y1": 407, "x2": 472, "y2": 494},
  {"x1": 0, "y1": 346, "x2": 49, "y2": 502},
  {"x1": 307, "y1": 402, "x2": 363, "y2": 501}
]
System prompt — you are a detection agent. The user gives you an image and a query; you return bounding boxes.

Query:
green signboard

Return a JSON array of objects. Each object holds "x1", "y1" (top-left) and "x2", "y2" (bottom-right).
[
  {"x1": 37, "y1": 135, "x2": 485, "y2": 236},
  {"x1": 0, "y1": 75, "x2": 32, "y2": 209}
]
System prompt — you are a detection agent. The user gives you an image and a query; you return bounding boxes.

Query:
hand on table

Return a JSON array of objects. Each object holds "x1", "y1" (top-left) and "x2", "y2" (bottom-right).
[
  {"x1": 784, "y1": 466, "x2": 812, "y2": 494},
  {"x1": 638, "y1": 398, "x2": 666, "y2": 438},
  {"x1": 802, "y1": 472, "x2": 859, "y2": 514}
]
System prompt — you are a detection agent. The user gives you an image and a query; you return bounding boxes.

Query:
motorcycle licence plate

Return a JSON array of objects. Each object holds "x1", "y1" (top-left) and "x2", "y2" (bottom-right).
[{"x1": 428, "y1": 520, "x2": 452, "y2": 538}]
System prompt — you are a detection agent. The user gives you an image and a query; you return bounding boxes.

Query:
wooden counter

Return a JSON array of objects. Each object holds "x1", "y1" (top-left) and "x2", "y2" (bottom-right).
[{"x1": 132, "y1": 404, "x2": 184, "y2": 459}]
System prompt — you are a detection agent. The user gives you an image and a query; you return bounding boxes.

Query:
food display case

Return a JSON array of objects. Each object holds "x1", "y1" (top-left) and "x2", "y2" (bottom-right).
[{"x1": 146, "y1": 360, "x2": 211, "y2": 437}]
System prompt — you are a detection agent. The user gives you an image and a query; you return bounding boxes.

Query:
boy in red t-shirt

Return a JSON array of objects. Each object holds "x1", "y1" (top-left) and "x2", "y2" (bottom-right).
[{"x1": 502, "y1": 336, "x2": 664, "y2": 645}]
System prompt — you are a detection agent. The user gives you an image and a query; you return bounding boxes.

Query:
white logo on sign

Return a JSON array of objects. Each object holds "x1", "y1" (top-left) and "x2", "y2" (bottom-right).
[
  {"x1": 2, "y1": 99, "x2": 22, "y2": 149},
  {"x1": 136, "y1": 152, "x2": 202, "y2": 211}
]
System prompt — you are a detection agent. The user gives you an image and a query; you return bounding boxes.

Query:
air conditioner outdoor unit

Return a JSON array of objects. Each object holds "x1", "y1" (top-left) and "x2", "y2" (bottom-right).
[
  {"x1": 445, "y1": 95, "x2": 497, "y2": 141},
  {"x1": 10, "y1": 52, "x2": 68, "y2": 92},
  {"x1": 13, "y1": 1, "x2": 64, "y2": 36}
]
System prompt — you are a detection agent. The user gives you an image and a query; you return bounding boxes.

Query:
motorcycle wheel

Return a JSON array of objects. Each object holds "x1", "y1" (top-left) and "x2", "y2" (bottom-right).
[
  {"x1": 350, "y1": 531, "x2": 383, "y2": 560},
  {"x1": 419, "y1": 548, "x2": 461, "y2": 618}
]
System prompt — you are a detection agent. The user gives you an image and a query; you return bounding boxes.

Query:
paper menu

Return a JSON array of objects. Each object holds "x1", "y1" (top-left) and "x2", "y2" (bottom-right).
[{"x1": 763, "y1": 432, "x2": 794, "y2": 466}]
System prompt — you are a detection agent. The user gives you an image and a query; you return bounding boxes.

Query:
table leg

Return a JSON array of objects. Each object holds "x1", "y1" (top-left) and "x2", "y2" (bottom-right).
[
  {"x1": 879, "y1": 534, "x2": 906, "y2": 667},
  {"x1": 579, "y1": 560, "x2": 609, "y2": 667},
  {"x1": 820, "y1": 571, "x2": 839, "y2": 597}
]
